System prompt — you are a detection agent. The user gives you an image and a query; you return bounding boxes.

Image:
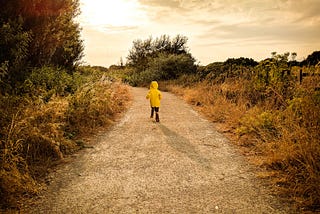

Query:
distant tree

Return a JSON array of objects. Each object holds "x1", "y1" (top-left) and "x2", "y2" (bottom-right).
[
  {"x1": 301, "y1": 51, "x2": 320, "y2": 66},
  {"x1": 271, "y1": 52, "x2": 277, "y2": 58},
  {"x1": 119, "y1": 57, "x2": 124, "y2": 67},
  {"x1": 271, "y1": 52, "x2": 290, "y2": 62},
  {"x1": 199, "y1": 62, "x2": 225, "y2": 81},
  {"x1": 169, "y1": 34, "x2": 189, "y2": 55},
  {"x1": 291, "y1": 52, "x2": 297, "y2": 61},
  {"x1": 125, "y1": 35, "x2": 196, "y2": 85},
  {"x1": 224, "y1": 57, "x2": 258, "y2": 67},
  {"x1": 126, "y1": 34, "x2": 190, "y2": 70},
  {"x1": 289, "y1": 52, "x2": 299, "y2": 67},
  {"x1": 126, "y1": 38, "x2": 151, "y2": 71},
  {"x1": 153, "y1": 35, "x2": 171, "y2": 54},
  {"x1": 148, "y1": 53, "x2": 196, "y2": 80}
]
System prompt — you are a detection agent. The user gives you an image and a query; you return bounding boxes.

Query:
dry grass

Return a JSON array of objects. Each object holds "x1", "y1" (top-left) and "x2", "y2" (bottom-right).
[
  {"x1": 166, "y1": 75, "x2": 320, "y2": 211},
  {"x1": 165, "y1": 80, "x2": 246, "y2": 126},
  {"x1": 65, "y1": 80, "x2": 131, "y2": 137},
  {"x1": 0, "y1": 79, "x2": 132, "y2": 210}
]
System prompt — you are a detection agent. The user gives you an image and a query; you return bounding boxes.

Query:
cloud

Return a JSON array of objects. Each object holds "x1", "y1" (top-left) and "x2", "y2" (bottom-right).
[
  {"x1": 79, "y1": 0, "x2": 320, "y2": 66},
  {"x1": 101, "y1": 25, "x2": 139, "y2": 34},
  {"x1": 201, "y1": 22, "x2": 320, "y2": 41},
  {"x1": 138, "y1": 0, "x2": 320, "y2": 25},
  {"x1": 80, "y1": 26, "x2": 135, "y2": 66},
  {"x1": 139, "y1": 0, "x2": 181, "y2": 9}
]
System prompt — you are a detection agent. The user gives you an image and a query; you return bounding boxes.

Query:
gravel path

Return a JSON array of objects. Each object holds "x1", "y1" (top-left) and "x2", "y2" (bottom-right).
[{"x1": 23, "y1": 87, "x2": 292, "y2": 213}]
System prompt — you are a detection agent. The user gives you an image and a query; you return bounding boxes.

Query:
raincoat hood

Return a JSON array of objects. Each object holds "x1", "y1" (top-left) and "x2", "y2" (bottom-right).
[{"x1": 150, "y1": 81, "x2": 158, "y2": 90}]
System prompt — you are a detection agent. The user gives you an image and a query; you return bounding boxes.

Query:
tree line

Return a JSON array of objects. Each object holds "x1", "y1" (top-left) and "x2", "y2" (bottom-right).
[{"x1": 124, "y1": 34, "x2": 320, "y2": 86}]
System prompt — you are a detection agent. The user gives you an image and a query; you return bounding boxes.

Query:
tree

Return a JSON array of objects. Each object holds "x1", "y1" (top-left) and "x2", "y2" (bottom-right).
[
  {"x1": 148, "y1": 53, "x2": 196, "y2": 80},
  {"x1": 126, "y1": 38, "x2": 152, "y2": 71},
  {"x1": 291, "y1": 52, "x2": 297, "y2": 61},
  {"x1": 0, "y1": 0, "x2": 84, "y2": 88},
  {"x1": 125, "y1": 35, "x2": 196, "y2": 85},
  {"x1": 126, "y1": 34, "x2": 191, "y2": 69},
  {"x1": 301, "y1": 51, "x2": 320, "y2": 66},
  {"x1": 0, "y1": 17, "x2": 31, "y2": 85},
  {"x1": 22, "y1": 0, "x2": 84, "y2": 69},
  {"x1": 224, "y1": 57, "x2": 258, "y2": 67}
]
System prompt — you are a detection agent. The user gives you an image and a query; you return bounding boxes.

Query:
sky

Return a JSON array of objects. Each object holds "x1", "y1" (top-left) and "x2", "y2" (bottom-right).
[{"x1": 77, "y1": 0, "x2": 320, "y2": 67}]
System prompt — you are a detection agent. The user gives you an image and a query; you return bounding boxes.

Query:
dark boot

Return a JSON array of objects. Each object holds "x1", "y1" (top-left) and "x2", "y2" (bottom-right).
[
  {"x1": 150, "y1": 108, "x2": 154, "y2": 118},
  {"x1": 156, "y1": 113, "x2": 160, "y2": 122}
]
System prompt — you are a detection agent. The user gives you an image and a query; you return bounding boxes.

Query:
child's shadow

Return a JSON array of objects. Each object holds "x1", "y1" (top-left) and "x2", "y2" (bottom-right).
[{"x1": 158, "y1": 124, "x2": 212, "y2": 171}]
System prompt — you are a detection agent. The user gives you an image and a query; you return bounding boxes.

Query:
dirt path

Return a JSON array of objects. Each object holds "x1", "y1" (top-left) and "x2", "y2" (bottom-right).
[{"x1": 23, "y1": 87, "x2": 292, "y2": 213}]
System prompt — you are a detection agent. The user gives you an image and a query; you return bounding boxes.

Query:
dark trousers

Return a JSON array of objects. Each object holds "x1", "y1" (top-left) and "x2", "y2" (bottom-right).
[{"x1": 150, "y1": 107, "x2": 160, "y2": 122}]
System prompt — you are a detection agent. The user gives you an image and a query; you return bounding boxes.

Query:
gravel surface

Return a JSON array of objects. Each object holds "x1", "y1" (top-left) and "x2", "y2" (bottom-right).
[{"x1": 23, "y1": 87, "x2": 293, "y2": 213}]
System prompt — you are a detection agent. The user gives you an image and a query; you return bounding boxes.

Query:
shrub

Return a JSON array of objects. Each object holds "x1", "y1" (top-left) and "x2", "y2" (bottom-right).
[
  {"x1": 125, "y1": 52, "x2": 197, "y2": 86},
  {"x1": 65, "y1": 80, "x2": 131, "y2": 137}
]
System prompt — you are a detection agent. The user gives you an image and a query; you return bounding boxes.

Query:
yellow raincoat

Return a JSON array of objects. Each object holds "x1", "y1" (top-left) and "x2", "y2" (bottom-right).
[{"x1": 146, "y1": 81, "x2": 162, "y2": 107}]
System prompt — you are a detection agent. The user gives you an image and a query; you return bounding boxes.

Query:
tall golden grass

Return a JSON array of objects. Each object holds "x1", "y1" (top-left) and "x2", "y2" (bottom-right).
[
  {"x1": 0, "y1": 73, "x2": 131, "y2": 209},
  {"x1": 164, "y1": 73, "x2": 320, "y2": 211},
  {"x1": 65, "y1": 80, "x2": 131, "y2": 137}
]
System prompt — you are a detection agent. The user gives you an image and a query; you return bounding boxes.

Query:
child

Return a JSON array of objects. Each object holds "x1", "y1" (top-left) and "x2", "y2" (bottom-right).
[{"x1": 146, "y1": 81, "x2": 162, "y2": 122}]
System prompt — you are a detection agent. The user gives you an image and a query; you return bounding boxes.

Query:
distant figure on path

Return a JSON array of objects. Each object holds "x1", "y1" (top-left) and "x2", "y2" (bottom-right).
[{"x1": 146, "y1": 81, "x2": 162, "y2": 122}]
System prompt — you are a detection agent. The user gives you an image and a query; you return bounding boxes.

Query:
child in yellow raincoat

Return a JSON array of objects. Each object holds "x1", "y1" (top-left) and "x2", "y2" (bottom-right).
[{"x1": 146, "y1": 81, "x2": 162, "y2": 122}]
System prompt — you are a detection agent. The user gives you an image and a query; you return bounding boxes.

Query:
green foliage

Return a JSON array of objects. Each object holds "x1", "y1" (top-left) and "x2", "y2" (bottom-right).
[
  {"x1": 125, "y1": 53, "x2": 196, "y2": 86},
  {"x1": 236, "y1": 110, "x2": 278, "y2": 142},
  {"x1": 127, "y1": 34, "x2": 190, "y2": 70},
  {"x1": 198, "y1": 62, "x2": 224, "y2": 80},
  {"x1": 224, "y1": 57, "x2": 258, "y2": 67},
  {"x1": 147, "y1": 53, "x2": 196, "y2": 80},
  {"x1": 200, "y1": 58, "x2": 257, "y2": 83},
  {"x1": 301, "y1": 51, "x2": 320, "y2": 66},
  {"x1": 0, "y1": 0, "x2": 83, "y2": 93},
  {"x1": 248, "y1": 53, "x2": 296, "y2": 108},
  {"x1": 125, "y1": 35, "x2": 196, "y2": 86},
  {"x1": 22, "y1": 67, "x2": 73, "y2": 98},
  {"x1": 287, "y1": 80, "x2": 320, "y2": 131},
  {"x1": 21, "y1": 0, "x2": 83, "y2": 69},
  {"x1": 0, "y1": 18, "x2": 31, "y2": 85}
]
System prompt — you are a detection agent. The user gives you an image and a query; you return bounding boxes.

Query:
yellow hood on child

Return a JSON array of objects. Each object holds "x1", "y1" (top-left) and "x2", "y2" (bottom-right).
[{"x1": 146, "y1": 81, "x2": 162, "y2": 107}]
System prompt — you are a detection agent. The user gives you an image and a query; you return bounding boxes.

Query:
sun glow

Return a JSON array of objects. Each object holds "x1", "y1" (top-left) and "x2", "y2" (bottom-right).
[{"x1": 80, "y1": 0, "x2": 146, "y2": 29}]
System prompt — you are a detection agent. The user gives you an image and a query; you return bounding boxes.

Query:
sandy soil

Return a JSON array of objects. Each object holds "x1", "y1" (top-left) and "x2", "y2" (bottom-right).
[{"x1": 22, "y1": 87, "x2": 293, "y2": 213}]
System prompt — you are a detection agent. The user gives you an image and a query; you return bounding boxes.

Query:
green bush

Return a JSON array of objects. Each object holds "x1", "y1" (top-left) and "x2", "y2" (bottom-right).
[
  {"x1": 125, "y1": 53, "x2": 197, "y2": 86},
  {"x1": 21, "y1": 67, "x2": 73, "y2": 101}
]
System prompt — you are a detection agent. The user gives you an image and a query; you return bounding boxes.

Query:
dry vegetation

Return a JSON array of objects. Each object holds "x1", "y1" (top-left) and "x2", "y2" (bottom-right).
[
  {"x1": 0, "y1": 66, "x2": 131, "y2": 210},
  {"x1": 161, "y1": 64, "x2": 320, "y2": 211}
]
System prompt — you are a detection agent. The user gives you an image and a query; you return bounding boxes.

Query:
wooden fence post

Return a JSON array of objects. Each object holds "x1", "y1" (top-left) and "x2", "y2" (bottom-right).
[{"x1": 298, "y1": 69, "x2": 303, "y2": 84}]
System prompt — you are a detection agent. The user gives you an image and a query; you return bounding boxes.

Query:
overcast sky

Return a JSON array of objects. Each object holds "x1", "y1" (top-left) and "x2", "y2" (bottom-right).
[{"x1": 77, "y1": 0, "x2": 320, "y2": 67}]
